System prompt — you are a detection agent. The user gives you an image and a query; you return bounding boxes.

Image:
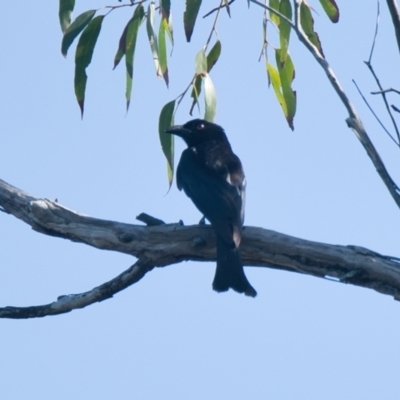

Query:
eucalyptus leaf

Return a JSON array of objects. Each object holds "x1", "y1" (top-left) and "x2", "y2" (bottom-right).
[
  {"x1": 62, "y1": 9, "x2": 96, "y2": 57},
  {"x1": 74, "y1": 15, "x2": 104, "y2": 117},
  {"x1": 59, "y1": 0, "x2": 75, "y2": 33}
]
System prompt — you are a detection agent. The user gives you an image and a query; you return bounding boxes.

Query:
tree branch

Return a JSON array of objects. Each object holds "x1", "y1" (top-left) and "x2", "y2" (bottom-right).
[
  {"x1": 0, "y1": 257, "x2": 153, "y2": 319},
  {"x1": 364, "y1": 1, "x2": 400, "y2": 144},
  {"x1": 387, "y1": 0, "x2": 400, "y2": 56},
  {"x1": 2, "y1": 177, "x2": 400, "y2": 319},
  {"x1": 352, "y1": 79, "x2": 398, "y2": 144}
]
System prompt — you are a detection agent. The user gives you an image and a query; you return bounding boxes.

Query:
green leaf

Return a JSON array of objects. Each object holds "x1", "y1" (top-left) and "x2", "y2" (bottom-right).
[
  {"x1": 203, "y1": 73, "x2": 217, "y2": 122},
  {"x1": 195, "y1": 48, "x2": 207, "y2": 74},
  {"x1": 267, "y1": 54, "x2": 296, "y2": 131},
  {"x1": 276, "y1": 50, "x2": 296, "y2": 129},
  {"x1": 161, "y1": 0, "x2": 171, "y2": 20},
  {"x1": 191, "y1": 48, "x2": 207, "y2": 114},
  {"x1": 275, "y1": 50, "x2": 296, "y2": 129},
  {"x1": 190, "y1": 76, "x2": 202, "y2": 114},
  {"x1": 158, "y1": 100, "x2": 176, "y2": 186},
  {"x1": 74, "y1": 15, "x2": 104, "y2": 117},
  {"x1": 190, "y1": 42, "x2": 221, "y2": 114},
  {"x1": 158, "y1": 18, "x2": 169, "y2": 86},
  {"x1": 184, "y1": 0, "x2": 202, "y2": 42},
  {"x1": 279, "y1": 0, "x2": 292, "y2": 63},
  {"x1": 267, "y1": 63, "x2": 286, "y2": 116},
  {"x1": 206, "y1": 40, "x2": 221, "y2": 71},
  {"x1": 300, "y1": 3, "x2": 324, "y2": 57},
  {"x1": 269, "y1": 0, "x2": 280, "y2": 25},
  {"x1": 125, "y1": 5, "x2": 145, "y2": 111},
  {"x1": 146, "y1": 4, "x2": 163, "y2": 80},
  {"x1": 62, "y1": 9, "x2": 96, "y2": 57},
  {"x1": 319, "y1": 0, "x2": 339, "y2": 23},
  {"x1": 59, "y1": 0, "x2": 75, "y2": 33},
  {"x1": 162, "y1": 11, "x2": 174, "y2": 46},
  {"x1": 113, "y1": 20, "x2": 129, "y2": 69},
  {"x1": 161, "y1": 0, "x2": 174, "y2": 45}
]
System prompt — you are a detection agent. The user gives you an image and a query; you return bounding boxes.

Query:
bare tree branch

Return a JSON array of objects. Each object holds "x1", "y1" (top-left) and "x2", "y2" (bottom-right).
[
  {"x1": 249, "y1": 0, "x2": 400, "y2": 209},
  {"x1": 372, "y1": 88, "x2": 400, "y2": 95},
  {"x1": 364, "y1": 1, "x2": 400, "y2": 144},
  {"x1": 352, "y1": 79, "x2": 398, "y2": 144},
  {"x1": 0, "y1": 258, "x2": 153, "y2": 319},
  {"x1": 387, "y1": 0, "x2": 400, "y2": 55},
  {"x1": 2, "y1": 177, "x2": 400, "y2": 319}
]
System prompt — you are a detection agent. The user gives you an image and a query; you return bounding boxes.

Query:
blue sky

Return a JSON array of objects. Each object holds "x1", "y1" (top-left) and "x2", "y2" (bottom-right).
[{"x1": 1, "y1": 1, "x2": 400, "y2": 399}]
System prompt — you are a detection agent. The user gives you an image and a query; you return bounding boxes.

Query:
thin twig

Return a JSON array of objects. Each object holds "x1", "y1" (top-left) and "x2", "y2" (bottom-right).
[
  {"x1": 371, "y1": 88, "x2": 400, "y2": 95},
  {"x1": 174, "y1": 1, "x2": 225, "y2": 116},
  {"x1": 203, "y1": 0, "x2": 235, "y2": 18},
  {"x1": 353, "y1": 80, "x2": 398, "y2": 144},
  {"x1": 204, "y1": 0, "x2": 224, "y2": 50},
  {"x1": 368, "y1": 1, "x2": 380, "y2": 63},
  {"x1": 364, "y1": 1, "x2": 400, "y2": 143},
  {"x1": 364, "y1": 60, "x2": 400, "y2": 143},
  {"x1": 103, "y1": 0, "x2": 144, "y2": 17}
]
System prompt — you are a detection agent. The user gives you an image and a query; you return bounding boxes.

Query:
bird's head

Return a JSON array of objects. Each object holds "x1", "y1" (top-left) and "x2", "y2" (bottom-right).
[{"x1": 165, "y1": 119, "x2": 227, "y2": 147}]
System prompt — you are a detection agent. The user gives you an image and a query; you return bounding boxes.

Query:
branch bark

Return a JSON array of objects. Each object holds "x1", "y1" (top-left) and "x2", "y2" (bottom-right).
[{"x1": 1, "y1": 177, "x2": 400, "y2": 319}]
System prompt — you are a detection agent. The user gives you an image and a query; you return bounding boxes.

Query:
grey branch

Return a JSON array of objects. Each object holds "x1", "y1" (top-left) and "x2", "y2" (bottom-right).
[
  {"x1": 1, "y1": 177, "x2": 400, "y2": 319},
  {"x1": 0, "y1": 258, "x2": 153, "y2": 319},
  {"x1": 387, "y1": 0, "x2": 400, "y2": 56}
]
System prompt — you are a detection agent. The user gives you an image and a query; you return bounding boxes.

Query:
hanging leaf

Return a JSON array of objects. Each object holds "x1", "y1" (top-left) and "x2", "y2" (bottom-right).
[
  {"x1": 74, "y1": 15, "x2": 104, "y2": 117},
  {"x1": 203, "y1": 73, "x2": 217, "y2": 122},
  {"x1": 276, "y1": 50, "x2": 296, "y2": 130},
  {"x1": 158, "y1": 100, "x2": 176, "y2": 186},
  {"x1": 158, "y1": 18, "x2": 169, "y2": 86},
  {"x1": 267, "y1": 63, "x2": 286, "y2": 115},
  {"x1": 61, "y1": 9, "x2": 96, "y2": 57},
  {"x1": 269, "y1": 0, "x2": 280, "y2": 25},
  {"x1": 195, "y1": 48, "x2": 207, "y2": 74},
  {"x1": 59, "y1": 0, "x2": 75, "y2": 33},
  {"x1": 190, "y1": 41, "x2": 221, "y2": 114},
  {"x1": 162, "y1": 10, "x2": 174, "y2": 46},
  {"x1": 161, "y1": 0, "x2": 171, "y2": 20},
  {"x1": 267, "y1": 51, "x2": 296, "y2": 131},
  {"x1": 184, "y1": 0, "x2": 202, "y2": 42},
  {"x1": 300, "y1": 3, "x2": 324, "y2": 57},
  {"x1": 113, "y1": 20, "x2": 129, "y2": 69},
  {"x1": 206, "y1": 40, "x2": 222, "y2": 71},
  {"x1": 278, "y1": 0, "x2": 292, "y2": 63},
  {"x1": 319, "y1": 0, "x2": 339, "y2": 23},
  {"x1": 125, "y1": 5, "x2": 145, "y2": 111},
  {"x1": 146, "y1": 3, "x2": 163, "y2": 80}
]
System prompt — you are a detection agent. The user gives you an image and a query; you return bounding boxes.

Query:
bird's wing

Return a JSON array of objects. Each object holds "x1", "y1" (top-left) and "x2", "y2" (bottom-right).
[{"x1": 177, "y1": 148, "x2": 243, "y2": 247}]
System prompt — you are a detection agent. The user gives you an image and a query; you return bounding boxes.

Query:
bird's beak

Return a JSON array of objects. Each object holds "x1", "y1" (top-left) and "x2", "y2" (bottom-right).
[{"x1": 164, "y1": 125, "x2": 191, "y2": 137}]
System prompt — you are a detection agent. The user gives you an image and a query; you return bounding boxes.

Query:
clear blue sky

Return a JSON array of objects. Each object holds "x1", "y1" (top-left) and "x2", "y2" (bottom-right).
[{"x1": 1, "y1": 1, "x2": 400, "y2": 399}]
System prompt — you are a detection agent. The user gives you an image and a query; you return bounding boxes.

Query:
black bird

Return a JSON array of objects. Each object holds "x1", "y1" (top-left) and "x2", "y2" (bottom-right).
[{"x1": 165, "y1": 119, "x2": 257, "y2": 297}]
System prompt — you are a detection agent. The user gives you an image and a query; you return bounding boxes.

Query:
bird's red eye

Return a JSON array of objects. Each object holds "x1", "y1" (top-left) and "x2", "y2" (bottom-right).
[{"x1": 197, "y1": 123, "x2": 205, "y2": 130}]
